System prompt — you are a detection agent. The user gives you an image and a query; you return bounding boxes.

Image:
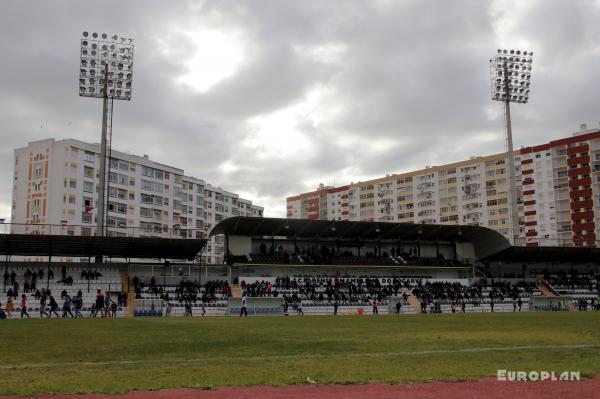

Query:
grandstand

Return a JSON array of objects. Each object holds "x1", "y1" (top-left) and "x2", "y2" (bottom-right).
[
  {"x1": 1, "y1": 233, "x2": 206, "y2": 317},
  {"x1": 2, "y1": 217, "x2": 600, "y2": 317}
]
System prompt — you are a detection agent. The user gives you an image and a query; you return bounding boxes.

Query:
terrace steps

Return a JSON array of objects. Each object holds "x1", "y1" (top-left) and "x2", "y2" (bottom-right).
[
  {"x1": 120, "y1": 271, "x2": 134, "y2": 317},
  {"x1": 536, "y1": 276, "x2": 559, "y2": 297},
  {"x1": 230, "y1": 285, "x2": 242, "y2": 298},
  {"x1": 403, "y1": 288, "x2": 421, "y2": 313}
]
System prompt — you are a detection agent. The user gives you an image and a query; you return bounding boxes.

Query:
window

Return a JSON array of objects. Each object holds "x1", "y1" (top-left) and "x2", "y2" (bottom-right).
[
  {"x1": 107, "y1": 216, "x2": 127, "y2": 228},
  {"x1": 81, "y1": 212, "x2": 92, "y2": 224},
  {"x1": 108, "y1": 202, "x2": 127, "y2": 214},
  {"x1": 141, "y1": 166, "x2": 164, "y2": 180},
  {"x1": 84, "y1": 151, "x2": 95, "y2": 163},
  {"x1": 140, "y1": 207, "x2": 153, "y2": 218},
  {"x1": 84, "y1": 166, "x2": 94, "y2": 178},
  {"x1": 141, "y1": 179, "x2": 163, "y2": 193}
]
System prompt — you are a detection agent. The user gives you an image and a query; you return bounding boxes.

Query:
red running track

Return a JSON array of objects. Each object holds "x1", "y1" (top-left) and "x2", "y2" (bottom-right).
[{"x1": 3, "y1": 376, "x2": 599, "y2": 399}]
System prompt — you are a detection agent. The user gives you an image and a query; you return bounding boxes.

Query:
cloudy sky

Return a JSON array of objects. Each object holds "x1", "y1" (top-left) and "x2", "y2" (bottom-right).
[{"x1": 1, "y1": 0, "x2": 599, "y2": 219}]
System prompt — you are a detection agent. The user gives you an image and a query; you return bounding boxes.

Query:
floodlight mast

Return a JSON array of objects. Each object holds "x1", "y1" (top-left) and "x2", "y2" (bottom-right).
[
  {"x1": 79, "y1": 32, "x2": 134, "y2": 242},
  {"x1": 490, "y1": 49, "x2": 533, "y2": 245},
  {"x1": 97, "y1": 63, "x2": 110, "y2": 238}
]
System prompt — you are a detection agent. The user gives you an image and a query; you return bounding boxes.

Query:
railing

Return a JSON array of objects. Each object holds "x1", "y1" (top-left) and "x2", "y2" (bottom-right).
[
  {"x1": 0, "y1": 222, "x2": 210, "y2": 239},
  {"x1": 513, "y1": 237, "x2": 600, "y2": 248}
]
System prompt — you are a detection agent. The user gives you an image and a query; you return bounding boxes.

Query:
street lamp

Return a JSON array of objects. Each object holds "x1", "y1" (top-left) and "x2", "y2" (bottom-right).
[
  {"x1": 490, "y1": 49, "x2": 533, "y2": 245},
  {"x1": 79, "y1": 31, "x2": 134, "y2": 238}
]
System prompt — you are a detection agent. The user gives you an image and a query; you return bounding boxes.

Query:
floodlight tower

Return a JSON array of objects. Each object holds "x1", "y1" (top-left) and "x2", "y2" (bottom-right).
[
  {"x1": 490, "y1": 49, "x2": 533, "y2": 244},
  {"x1": 79, "y1": 32, "x2": 134, "y2": 237}
]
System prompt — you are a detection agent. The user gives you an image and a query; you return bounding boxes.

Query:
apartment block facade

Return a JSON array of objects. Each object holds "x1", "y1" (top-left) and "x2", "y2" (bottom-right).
[
  {"x1": 11, "y1": 138, "x2": 263, "y2": 263},
  {"x1": 287, "y1": 125, "x2": 600, "y2": 247}
]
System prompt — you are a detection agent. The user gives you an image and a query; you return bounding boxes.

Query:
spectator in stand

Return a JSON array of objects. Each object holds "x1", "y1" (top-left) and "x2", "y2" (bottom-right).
[
  {"x1": 48, "y1": 269, "x2": 54, "y2": 280},
  {"x1": 20, "y1": 294, "x2": 30, "y2": 318},
  {"x1": 10, "y1": 270, "x2": 16, "y2": 285},
  {"x1": 3, "y1": 270, "x2": 9, "y2": 287}
]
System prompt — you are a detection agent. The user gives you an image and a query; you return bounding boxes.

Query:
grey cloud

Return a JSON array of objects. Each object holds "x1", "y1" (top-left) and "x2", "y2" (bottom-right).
[{"x1": 1, "y1": 0, "x2": 599, "y2": 219}]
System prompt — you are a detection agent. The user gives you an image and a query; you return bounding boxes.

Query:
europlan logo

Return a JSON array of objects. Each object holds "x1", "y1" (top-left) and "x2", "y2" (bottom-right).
[{"x1": 497, "y1": 370, "x2": 581, "y2": 382}]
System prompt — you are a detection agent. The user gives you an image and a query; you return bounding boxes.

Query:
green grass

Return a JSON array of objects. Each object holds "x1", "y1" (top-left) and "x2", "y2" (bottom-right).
[{"x1": 2, "y1": 312, "x2": 600, "y2": 395}]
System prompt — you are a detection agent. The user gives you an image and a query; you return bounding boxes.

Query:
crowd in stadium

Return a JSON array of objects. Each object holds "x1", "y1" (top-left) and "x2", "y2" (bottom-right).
[
  {"x1": 545, "y1": 270, "x2": 599, "y2": 291},
  {"x1": 245, "y1": 243, "x2": 462, "y2": 266},
  {"x1": 1, "y1": 267, "x2": 127, "y2": 320},
  {"x1": 133, "y1": 276, "x2": 232, "y2": 304}
]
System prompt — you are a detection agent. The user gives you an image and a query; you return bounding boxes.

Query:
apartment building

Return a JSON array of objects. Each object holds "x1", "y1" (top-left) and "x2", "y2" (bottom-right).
[
  {"x1": 11, "y1": 138, "x2": 263, "y2": 263},
  {"x1": 287, "y1": 124, "x2": 600, "y2": 247}
]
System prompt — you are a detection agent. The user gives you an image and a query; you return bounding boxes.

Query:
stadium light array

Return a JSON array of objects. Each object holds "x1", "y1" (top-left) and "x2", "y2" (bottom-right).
[
  {"x1": 489, "y1": 48, "x2": 534, "y2": 245},
  {"x1": 79, "y1": 31, "x2": 134, "y2": 100},
  {"x1": 79, "y1": 31, "x2": 134, "y2": 241},
  {"x1": 490, "y1": 49, "x2": 532, "y2": 104}
]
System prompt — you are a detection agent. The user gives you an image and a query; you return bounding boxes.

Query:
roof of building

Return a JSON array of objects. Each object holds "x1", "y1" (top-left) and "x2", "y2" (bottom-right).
[
  {"x1": 210, "y1": 217, "x2": 511, "y2": 259},
  {"x1": 0, "y1": 234, "x2": 206, "y2": 260},
  {"x1": 483, "y1": 245, "x2": 600, "y2": 263}
]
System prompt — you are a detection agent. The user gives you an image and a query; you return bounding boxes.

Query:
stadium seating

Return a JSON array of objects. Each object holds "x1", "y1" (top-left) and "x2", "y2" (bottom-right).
[{"x1": 2, "y1": 265, "x2": 125, "y2": 317}]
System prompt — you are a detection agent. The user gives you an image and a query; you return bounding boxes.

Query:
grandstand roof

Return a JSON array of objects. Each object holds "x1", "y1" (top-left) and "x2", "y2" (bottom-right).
[
  {"x1": 211, "y1": 217, "x2": 511, "y2": 258},
  {"x1": 483, "y1": 245, "x2": 600, "y2": 263},
  {"x1": 0, "y1": 234, "x2": 206, "y2": 260}
]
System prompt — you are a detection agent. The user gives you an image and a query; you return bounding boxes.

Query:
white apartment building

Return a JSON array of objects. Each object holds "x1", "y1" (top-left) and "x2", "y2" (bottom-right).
[
  {"x1": 11, "y1": 138, "x2": 263, "y2": 263},
  {"x1": 288, "y1": 124, "x2": 600, "y2": 248}
]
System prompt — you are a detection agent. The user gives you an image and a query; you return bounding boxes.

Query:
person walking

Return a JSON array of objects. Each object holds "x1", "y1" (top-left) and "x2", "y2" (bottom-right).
[
  {"x1": 39, "y1": 294, "x2": 49, "y2": 318},
  {"x1": 48, "y1": 295, "x2": 60, "y2": 318},
  {"x1": 240, "y1": 295, "x2": 248, "y2": 317},
  {"x1": 74, "y1": 295, "x2": 83, "y2": 318},
  {"x1": 20, "y1": 294, "x2": 30, "y2": 318},
  {"x1": 6, "y1": 298, "x2": 14, "y2": 319},
  {"x1": 62, "y1": 295, "x2": 73, "y2": 318},
  {"x1": 95, "y1": 290, "x2": 105, "y2": 318}
]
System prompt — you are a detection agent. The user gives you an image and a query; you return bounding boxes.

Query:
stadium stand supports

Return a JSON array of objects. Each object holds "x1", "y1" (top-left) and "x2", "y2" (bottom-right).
[
  {"x1": 403, "y1": 288, "x2": 421, "y2": 313},
  {"x1": 537, "y1": 276, "x2": 559, "y2": 297}
]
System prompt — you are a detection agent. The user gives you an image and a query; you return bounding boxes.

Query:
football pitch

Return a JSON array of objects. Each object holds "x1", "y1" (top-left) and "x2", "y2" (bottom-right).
[{"x1": 2, "y1": 312, "x2": 600, "y2": 395}]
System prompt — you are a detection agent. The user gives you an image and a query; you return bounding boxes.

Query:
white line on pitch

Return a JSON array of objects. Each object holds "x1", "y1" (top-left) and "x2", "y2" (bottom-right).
[{"x1": 2, "y1": 344, "x2": 600, "y2": 370}]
